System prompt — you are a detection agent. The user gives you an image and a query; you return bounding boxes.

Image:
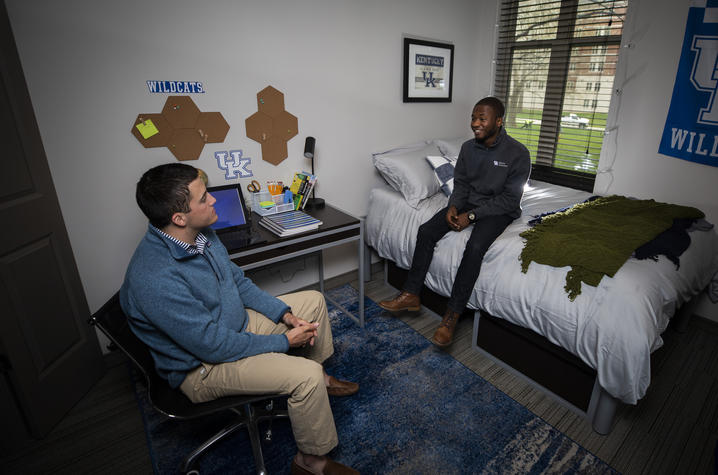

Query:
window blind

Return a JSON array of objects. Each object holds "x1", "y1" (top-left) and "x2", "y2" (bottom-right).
[{"x1": 494, "y1": 0, "x2": 627, "y2": 191}]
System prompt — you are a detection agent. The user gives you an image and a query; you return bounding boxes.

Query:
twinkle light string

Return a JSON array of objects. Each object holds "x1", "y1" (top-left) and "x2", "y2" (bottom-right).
[{"x1": 596, "y1": 0, "x2": 637, "y2": 194}]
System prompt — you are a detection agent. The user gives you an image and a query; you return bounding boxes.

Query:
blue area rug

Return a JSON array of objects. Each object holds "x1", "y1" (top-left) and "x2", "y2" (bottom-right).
[{"x1": 131, "y1": 284, "x2": 616, "y2": 474}]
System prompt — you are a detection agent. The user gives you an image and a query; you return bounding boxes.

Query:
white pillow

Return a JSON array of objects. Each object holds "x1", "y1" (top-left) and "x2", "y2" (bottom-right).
[
  {"x1": 426, "y1": 155, "x2": 457, "y2": 197},
  {"x1": 434, "y1": 136, "x2": 470, "y2": 158},
  {"x1": 372, "y1": 143, "x2": 441, "y2": 207}
]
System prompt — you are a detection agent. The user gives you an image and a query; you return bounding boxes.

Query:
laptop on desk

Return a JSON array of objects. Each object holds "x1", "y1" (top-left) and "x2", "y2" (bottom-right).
[{"x1": 207, "y1": 183, "x2": 267, "y2": 251}]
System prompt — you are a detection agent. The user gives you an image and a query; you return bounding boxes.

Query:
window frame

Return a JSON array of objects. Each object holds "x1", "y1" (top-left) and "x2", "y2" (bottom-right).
[{"x1": 494, "y1": 0, "x2": 625, "y2": 192}]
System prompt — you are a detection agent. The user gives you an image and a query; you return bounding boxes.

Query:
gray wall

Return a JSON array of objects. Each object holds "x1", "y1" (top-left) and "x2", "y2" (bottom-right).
[
  {"x1": 595, "y1": 0, "x2": 718, "y2": 319},
  {"x1": 6, "y1": 0, "x2": 495, "y2": 313},
  {"x1": 7, "y1": 0, "x2": 718, "y2": 320}
]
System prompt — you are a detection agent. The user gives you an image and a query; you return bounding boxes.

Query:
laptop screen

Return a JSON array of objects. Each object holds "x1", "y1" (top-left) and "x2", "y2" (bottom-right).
[{"x1": 207, "y1": 184, "x2": 250, "y2": 231}]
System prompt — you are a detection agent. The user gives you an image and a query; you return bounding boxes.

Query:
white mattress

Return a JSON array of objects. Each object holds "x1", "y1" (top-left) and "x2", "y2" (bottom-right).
[{"x1": 365, "y1": 181, "x2": 718, "y2": 404}]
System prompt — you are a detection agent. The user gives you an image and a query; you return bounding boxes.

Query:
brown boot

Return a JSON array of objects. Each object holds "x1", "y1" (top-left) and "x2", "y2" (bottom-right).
[
  {"x1": 431, "y1": 309, "x2": 461, "y2": 347},
  {"x1": 378, "y1": 291, "x2": 421, "y2": 312}
]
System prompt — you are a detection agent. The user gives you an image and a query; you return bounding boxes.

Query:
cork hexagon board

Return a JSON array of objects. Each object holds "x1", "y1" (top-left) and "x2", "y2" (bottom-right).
[
  {"x1": 131, "y1": 96, "x2": 230, "y2": 161},
  {"x1": 245, "y1": 86, "x2": 298, "y2": 165}
]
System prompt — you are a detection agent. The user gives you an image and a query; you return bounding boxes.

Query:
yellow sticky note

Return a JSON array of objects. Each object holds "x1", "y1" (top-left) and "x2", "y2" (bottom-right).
[{"x1": 136, "y1": 119, "x2": 159, "y2": 139}]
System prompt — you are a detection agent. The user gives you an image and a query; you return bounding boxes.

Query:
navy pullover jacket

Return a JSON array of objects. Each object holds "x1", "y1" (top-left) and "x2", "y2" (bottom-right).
[{"x1": 448, "y1": 127, "x2": 531, "y2": 220}]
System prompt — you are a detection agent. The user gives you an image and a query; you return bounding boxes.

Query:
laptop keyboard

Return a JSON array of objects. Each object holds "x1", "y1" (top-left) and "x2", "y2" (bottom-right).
[{"x1": 221, "y1": 229, "x2": 266, "y2": 249}]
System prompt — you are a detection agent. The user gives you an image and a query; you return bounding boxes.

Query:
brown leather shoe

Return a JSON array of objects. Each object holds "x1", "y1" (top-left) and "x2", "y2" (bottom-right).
[
  {"x1": 378, "y1": 291, "x2": 421, "y2": 312},
  {"x1": 291, "y1": 456, "x2": 359, "y2": 474},
  {"x1": 326, "y1": 376, "x2": 359, "y2": 397},
  {"x1": 431, "y1": 310, "x2": 461, "y2": 347}
]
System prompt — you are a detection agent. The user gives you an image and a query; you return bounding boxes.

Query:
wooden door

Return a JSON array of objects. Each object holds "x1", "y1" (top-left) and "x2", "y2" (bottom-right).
[{"x1": 0, "y1": 1, "x2": 104, "y2": 452}]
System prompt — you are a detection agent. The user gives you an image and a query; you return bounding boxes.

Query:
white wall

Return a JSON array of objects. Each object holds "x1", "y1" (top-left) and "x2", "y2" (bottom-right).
[
  {"x1": 6, "y1": 0, "x2": 496, "y2": 311},
  {"x1": 595, "y1": 0, "x2": 718, "y2": 320},
  {"x1": 596, "y1": 0, "x2": 718, "y2": 223},
  {"x1": 9, "y1": 0, "x2": 716, "y2": 322}
]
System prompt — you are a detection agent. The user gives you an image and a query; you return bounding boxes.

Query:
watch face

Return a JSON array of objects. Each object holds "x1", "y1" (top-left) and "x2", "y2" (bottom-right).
[{"x1": 468, "y1": 212, "x2": 476, "y2": 222}]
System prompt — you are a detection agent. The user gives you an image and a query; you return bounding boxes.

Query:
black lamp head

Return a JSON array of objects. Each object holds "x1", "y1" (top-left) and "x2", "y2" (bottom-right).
[{"x1": 304, "y1": 136, "x2": 315, "y2": 159}]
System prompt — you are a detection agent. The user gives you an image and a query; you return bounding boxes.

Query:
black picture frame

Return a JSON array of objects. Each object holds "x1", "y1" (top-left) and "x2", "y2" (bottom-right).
[{"x1": 403, "y1": 37, "x2": 454, "y2": 103}]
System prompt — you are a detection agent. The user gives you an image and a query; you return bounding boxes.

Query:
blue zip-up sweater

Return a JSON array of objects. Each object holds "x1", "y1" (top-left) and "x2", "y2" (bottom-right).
[
  {"x1": 119, "y1": 226, "x2": 290, "y2": 388},
  {"x1": 448, "y1": 127, "x2": 531, "y2": 219}
]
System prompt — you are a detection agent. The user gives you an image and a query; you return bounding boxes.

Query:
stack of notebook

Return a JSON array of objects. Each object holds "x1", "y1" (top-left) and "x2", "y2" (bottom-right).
[{"x1": 259, "y1": 210, "x2": 323, "y2": 237}]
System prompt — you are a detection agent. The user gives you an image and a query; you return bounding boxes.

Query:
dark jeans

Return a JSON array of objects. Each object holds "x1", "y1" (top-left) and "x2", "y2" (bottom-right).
[{"x1": 403, "y1": 206, "x2": 514, "y2": 313}]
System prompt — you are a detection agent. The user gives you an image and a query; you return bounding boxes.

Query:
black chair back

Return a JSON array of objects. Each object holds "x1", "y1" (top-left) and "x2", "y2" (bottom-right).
[{"x1": 90, "y1": 292, "x2": 277, "y2": 420}]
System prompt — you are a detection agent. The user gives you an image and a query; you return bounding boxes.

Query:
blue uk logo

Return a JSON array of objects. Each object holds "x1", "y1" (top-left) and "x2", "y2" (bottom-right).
[{"x1": 214, "y1": 150, "x2": 253, "y2": 179}]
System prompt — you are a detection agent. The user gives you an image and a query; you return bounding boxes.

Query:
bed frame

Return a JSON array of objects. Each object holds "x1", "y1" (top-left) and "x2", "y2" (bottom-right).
[{"x1": 383, "y1": 259, "x2": 695, "y2": 434}]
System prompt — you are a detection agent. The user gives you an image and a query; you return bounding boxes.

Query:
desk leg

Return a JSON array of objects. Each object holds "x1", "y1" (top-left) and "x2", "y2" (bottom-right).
[
  {"x1": 315, "y1": 224, "x2": 364, "y2": 328},
  {"x1": 317, "y1": 251, "x2": 325, "y2": 294},
  {"x1": 359, "y1": 218, "x2": 365, "y2": 327}
]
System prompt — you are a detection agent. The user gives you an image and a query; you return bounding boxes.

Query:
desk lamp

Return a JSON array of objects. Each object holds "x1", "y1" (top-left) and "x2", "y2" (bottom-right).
[{"x1": 303, "y1": 136, "x2": 325, "y2": 209}]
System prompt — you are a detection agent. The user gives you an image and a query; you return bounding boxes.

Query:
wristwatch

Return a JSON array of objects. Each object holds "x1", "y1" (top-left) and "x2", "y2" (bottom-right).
[{"x1": 468, "y1": 211, "x2": 476, "y2": 223}]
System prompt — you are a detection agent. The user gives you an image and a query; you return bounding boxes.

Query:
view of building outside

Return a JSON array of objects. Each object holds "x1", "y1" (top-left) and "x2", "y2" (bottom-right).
[{"x1": 498, "y1": 0, "x2": 627, "y2": 176}]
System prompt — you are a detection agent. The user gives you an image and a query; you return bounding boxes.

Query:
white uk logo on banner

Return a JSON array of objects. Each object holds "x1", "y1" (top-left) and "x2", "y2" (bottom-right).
[{"x1": 690, "y1": 35, "x2": 718, "y2": 124}]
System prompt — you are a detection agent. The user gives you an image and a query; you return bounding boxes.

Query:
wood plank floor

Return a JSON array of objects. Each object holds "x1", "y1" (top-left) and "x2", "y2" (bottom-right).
[{"x1": 5, "y1": 264, "x2": 717, "y2": 474}]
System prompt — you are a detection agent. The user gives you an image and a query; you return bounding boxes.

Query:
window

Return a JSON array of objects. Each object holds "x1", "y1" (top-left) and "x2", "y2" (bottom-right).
[{"x1": 494, "y1": 0, "x2": 627, "y2": 191}]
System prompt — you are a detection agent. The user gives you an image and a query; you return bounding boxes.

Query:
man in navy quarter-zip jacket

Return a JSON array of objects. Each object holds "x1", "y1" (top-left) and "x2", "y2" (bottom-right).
[
  {"x1": 120, "y1": 163, "x2": 358, "y2": 475},
  {"x1": 380, "y1": 97, "x2": 531, "y2": 348}
]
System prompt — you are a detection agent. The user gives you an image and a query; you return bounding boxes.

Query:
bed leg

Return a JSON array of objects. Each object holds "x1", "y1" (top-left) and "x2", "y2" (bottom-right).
[
  {"x1": 590, "y1": 385, "x2": 619, "y2": 435},
  {"x1": 363, "y1": 241, "x2": 372, "y2": 282},
  {"x1": 673, "y1": 294, "x2": 699, "y2": 333}
]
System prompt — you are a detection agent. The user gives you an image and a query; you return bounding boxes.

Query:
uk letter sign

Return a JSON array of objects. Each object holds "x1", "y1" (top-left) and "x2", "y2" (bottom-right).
[{"x1": 659, "y1": 1, "x2": 718, "y2": 167}]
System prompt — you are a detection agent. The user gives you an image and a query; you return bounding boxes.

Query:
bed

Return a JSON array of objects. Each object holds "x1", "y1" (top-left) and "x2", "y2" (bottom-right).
[{"x1": 365, "y1": 137, "x2": 718, "y2": 434}]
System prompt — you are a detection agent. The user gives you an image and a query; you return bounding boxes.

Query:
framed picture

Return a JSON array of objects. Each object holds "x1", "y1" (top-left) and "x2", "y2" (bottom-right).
[{"x1": 403, "y1": 37, "x2": 454, "y2": 103}]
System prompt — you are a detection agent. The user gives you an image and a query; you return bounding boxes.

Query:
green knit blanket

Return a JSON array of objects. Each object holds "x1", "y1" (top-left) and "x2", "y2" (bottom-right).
[{"x1": 519, "y1": 195, "x2": 704, "y2": 301}]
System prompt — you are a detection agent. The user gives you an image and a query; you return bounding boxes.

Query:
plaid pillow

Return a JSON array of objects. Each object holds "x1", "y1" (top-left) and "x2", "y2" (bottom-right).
[{"x1": 426, "y1": 155, "x2": 457, "y2": 197}]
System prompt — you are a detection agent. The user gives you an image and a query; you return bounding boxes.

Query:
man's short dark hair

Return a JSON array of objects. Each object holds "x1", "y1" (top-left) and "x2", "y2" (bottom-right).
[
  {"x1": 136, "y1": 163, "x2": 198, "y2": 228},
  {"x1": 475, "y1": 97, "x2": 505, "y2": 119}
]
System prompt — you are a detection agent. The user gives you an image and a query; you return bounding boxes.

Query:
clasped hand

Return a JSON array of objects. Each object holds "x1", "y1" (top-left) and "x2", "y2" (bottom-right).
[
  {"x1": 446, "y1": 206, "x2": 470, "y2": 232},
  {"x1": 283, "y1": 312, "x2": 318, "y2": 348}
]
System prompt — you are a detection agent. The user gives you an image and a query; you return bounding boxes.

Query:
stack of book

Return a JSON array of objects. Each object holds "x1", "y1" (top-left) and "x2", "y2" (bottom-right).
[
  {"x1": 259, "y1": 210, "x2": 323, "y2": 237},
  {"x1": 289, "y1": 171, "x2": 317, "y2": 210}
]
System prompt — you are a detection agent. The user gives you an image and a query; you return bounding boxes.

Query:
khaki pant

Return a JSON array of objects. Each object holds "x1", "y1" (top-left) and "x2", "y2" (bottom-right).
[{"x1": 179, "y1": 290, "x2": 338, "y2": 455}]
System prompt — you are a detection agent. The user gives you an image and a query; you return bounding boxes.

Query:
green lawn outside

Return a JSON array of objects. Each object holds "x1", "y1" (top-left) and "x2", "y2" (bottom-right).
[{"x1": 505, "y1": 109, "x2": 606, "y2": 172}]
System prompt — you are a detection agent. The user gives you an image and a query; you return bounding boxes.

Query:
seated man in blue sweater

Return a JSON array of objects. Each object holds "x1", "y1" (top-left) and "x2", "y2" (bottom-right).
[{"x1": 120, "y1": 163, "x2": 358, "y2": 475}]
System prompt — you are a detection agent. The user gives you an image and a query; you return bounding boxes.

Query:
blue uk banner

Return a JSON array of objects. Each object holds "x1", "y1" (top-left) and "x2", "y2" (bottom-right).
[{"x1": 659, "y1": 1, "x2": 718, "y2": 167}]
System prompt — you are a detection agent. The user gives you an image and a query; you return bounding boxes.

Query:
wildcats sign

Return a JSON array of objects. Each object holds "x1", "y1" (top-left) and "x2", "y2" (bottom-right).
[
  {"x1": 659, "y1": 1, "x2": 718, "y2": 167},
  {"x1": 146, "y1": 80, "x2": 205, "y2": 94}
]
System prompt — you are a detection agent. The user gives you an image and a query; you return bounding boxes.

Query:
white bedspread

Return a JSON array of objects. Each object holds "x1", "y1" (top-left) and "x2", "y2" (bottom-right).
[{"x1": 365, "y1": 181, "x2": 718, "y2": 404}]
